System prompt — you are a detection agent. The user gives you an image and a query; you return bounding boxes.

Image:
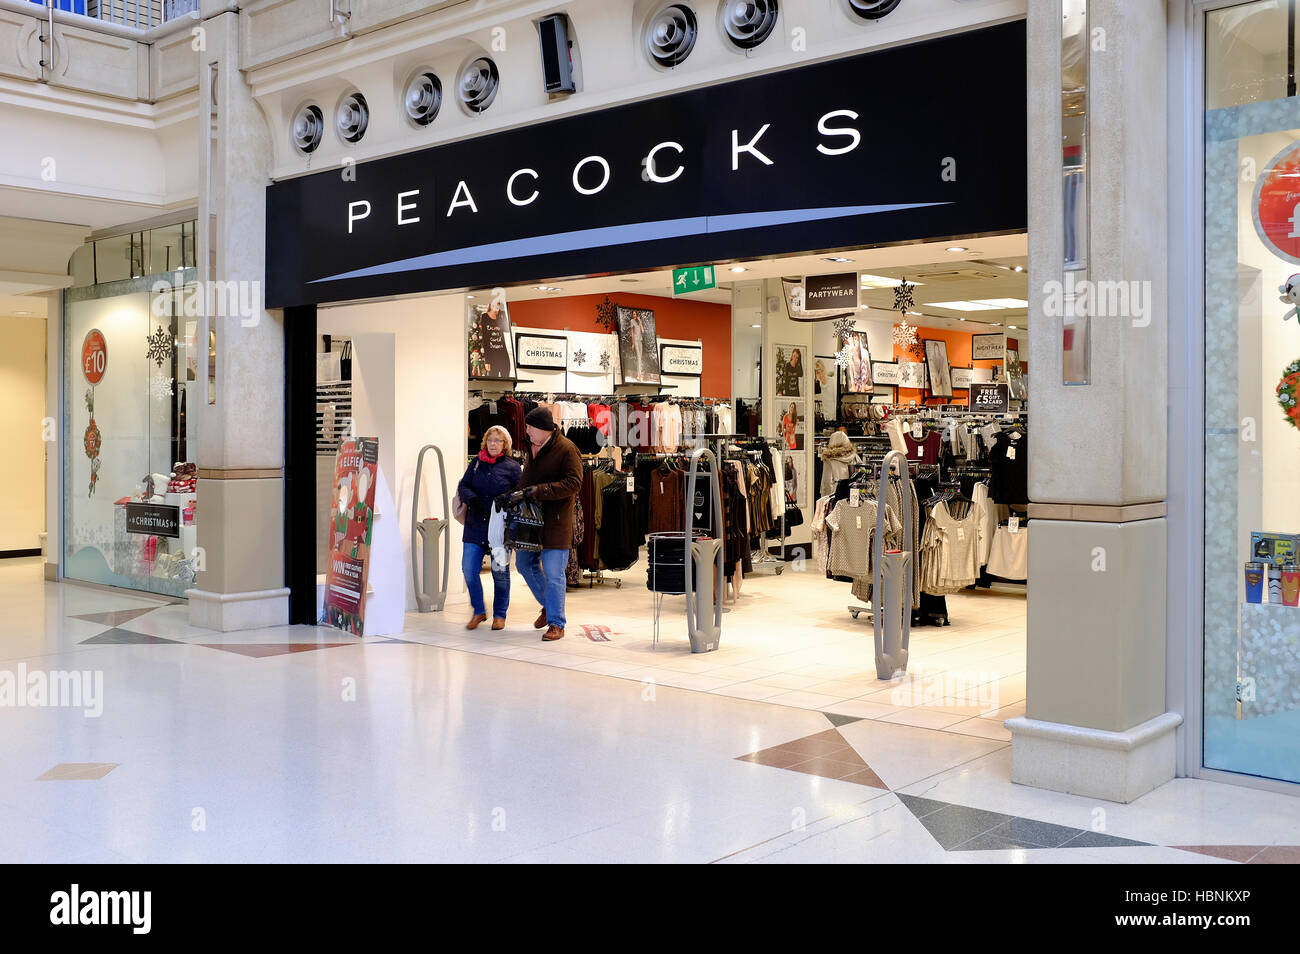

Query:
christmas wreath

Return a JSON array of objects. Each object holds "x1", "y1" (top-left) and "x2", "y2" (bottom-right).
[
  {"x1": 1277, "y1": 360, "x2": 1300, "y2": 428},
  {"x1": 84, "y1": 388, "x2": 102, "y2": 496}
]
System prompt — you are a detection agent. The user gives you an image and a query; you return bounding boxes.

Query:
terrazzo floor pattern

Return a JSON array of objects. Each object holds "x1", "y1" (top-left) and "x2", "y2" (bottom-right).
[{"x1": 2, "y1": 556, "x2": 1297, "y2": 863}]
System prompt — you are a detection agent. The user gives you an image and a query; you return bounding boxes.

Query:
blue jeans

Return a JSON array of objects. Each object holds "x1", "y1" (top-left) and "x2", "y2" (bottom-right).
[
  {"x1": 462, "y1": 542, "x2": 510, "y2": 619},
  {"x1": 515, "y1": 548, "x2": 568, "y2": 629}
]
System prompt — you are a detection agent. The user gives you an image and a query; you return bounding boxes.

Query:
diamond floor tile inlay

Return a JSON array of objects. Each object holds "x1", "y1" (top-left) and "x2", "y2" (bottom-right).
[
  {"x1": 736, "y1": 727, "x2": 888, "y2": 789},
  {"x1": 1175, "y1": 845, "x2": 1300, "y2": 864},
  {"x1": 38, "y1": 762, "x2": 119, "y2": 781},
  {"x1": 823, "y1": 712, "x2": 865, "y2": 728},
  {"x1": 195, "y1": 642, "x2": 355, "y2": 658},
  {"x1": 69, "y1": 608, "x2": 159, "y2": 627},
  {"x1": 896, "y1": 794, "x2": 1152, "y2": 851},
  {"x1": 81, "y1": 628, "x2": 180, "y2": 645}
]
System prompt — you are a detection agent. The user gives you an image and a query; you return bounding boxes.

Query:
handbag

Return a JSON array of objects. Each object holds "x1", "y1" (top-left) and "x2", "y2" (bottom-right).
[{"x1": 451, "y1": 459, "x2": 478, "y2": 526}]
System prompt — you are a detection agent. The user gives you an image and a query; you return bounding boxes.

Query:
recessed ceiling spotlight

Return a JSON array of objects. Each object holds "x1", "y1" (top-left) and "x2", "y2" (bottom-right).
[
  {"x1": 620, "y1": 278, "x2": 639, "y2": 283},
  {"x1": 1008, "y1": 325, "x2": 1018, "y2": 330},
  {"x1": 750, "y1": 323, "x2": 760, "y2": 328},
  {"x1": 730, "y1": 266, "x2": 747, "y2": 273},
  {"x1": 958, "y1": 317, "x2": 966, "y2": 321},
  {"x1": 466, "y1": 294, "x2": 476, "y2": 300},
  {"x1": 823, "y1": 256, "x2": 854, "y2": 263},
  {"x1": 14, "y1": 310, "x2": 32, "y2": 316},
  {"x1": 1013, "y1": 265, "x2": 1025, "y2": 272},
  {"x1": 990, "y1": 322, "x2": 1002, "y2": 327},
  {"x1": 945, "y1": 246, "x2": 968, "y2": 253}
]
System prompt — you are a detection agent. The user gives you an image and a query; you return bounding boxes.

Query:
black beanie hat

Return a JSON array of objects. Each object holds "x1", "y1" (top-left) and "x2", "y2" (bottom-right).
[{"x1": 525, "y1": 406, "x2": 557, "y2": 431}]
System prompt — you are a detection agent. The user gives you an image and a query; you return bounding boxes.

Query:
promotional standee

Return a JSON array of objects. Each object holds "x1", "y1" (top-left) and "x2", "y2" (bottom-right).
[{"x1": 324, "y1": 437, "x2": 379, "y2": 635}]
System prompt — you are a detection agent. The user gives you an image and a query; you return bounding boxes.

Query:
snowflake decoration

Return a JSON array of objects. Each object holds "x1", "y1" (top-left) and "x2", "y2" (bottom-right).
[
  {"x1": 574, "y1": 348, "x2": 587, "y2": 366},
  {"x1": 149, "y1": 374, "x2": 174, "y2": 401},
  {"x1": 595, "y1": 296, "x2": 618, "y2": 332},
  {"x1": 599, "y1": 351, "x2": 611, "y2": 372},
  {"x1": 146, "y1": 325, "x2": 173, "y2": 368},
  {"x1": 832, "y1": 316, "x2": 856, "y2": 340},
  {"x1": 836, "y1": 345, "x2": 853, "y2": 370},
  {"x1": 893, "y1": 279, "x2": 916, "y2": 314},
  {"x1": 893, "y1": 318, "x2": 918, "y2": 350}
]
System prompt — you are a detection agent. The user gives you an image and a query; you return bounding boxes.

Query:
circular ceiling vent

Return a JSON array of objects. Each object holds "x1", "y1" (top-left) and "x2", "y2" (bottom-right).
[
  {"x1": 336, "y1": 91, "x2": 369, "y2": 143},
  {"x1": 405, "y1": 71, "x2": 442, "y2": 126},
  {"x1": 845, "y1": 0, "x2": 903, "y2": 20},
  {"x1": 719, "y1": 0, "x2": 778, "y2": 51},
  {"x1": 291, "y1": 104, "x2": 324, "y2": 154},
  {"x1": 646, "y1": 4, "x2": 699, "y2": 68},
  {"x1": 459, "y1": 56, "x2": 500, "y2": 113}
]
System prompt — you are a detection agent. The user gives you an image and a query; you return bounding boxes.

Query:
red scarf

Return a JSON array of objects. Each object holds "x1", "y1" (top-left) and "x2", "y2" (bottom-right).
[{"x1": 478, "y1": 449, "x2": 501, "y2": 464}]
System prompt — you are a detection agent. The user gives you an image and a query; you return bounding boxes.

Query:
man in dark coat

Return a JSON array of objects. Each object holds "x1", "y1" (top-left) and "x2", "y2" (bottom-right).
[{"x1": 517, "y1": 406, "x2": 583, "y2": 640}]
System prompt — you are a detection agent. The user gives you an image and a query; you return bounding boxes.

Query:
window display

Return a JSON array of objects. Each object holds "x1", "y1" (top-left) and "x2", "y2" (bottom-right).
[
  {"x1": 63, "y1": 272, "x2": 198, "y2": 599},
  {"x1": 1203, "y1": 0, "x2": 1300, "y2": 784}
]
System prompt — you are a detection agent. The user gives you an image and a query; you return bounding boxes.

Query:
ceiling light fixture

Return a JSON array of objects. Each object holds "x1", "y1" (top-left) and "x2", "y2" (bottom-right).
[
  {"x1": 946, "y1": 246, "x2": 968, "y2": 253},
  {"x1": 1008, "y1": 325, "x2": 1018, "y2": 330},
  {"x1": 730, "y1": 266, "x2": 747, "y2": 273},
  {"x1": 750, "y1": 323, "x2": 760, "y2": 328},
  {"x1": 14, "y1": 310, "x2": 32, "y2": 316},
  {"x1": 1014, "y1": 265, "x2": 1025, "y2": 272},
  {"x1": 823, "y1": 256, "x2": 854, "y2": 263}
]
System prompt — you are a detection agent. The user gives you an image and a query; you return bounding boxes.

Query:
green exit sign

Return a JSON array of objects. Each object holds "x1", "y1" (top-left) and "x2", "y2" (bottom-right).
[{"x1": 672, "y1": 266, "x2": 716, "y2": 296}]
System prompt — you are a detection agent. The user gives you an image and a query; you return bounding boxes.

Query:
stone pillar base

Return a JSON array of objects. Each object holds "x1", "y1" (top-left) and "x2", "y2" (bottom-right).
[
  {"x1": 44, "y1": 562, "x2": 57, "y2": 581},
  {"x1": 186, "y1": 587, "x2": 289, "y2": 632},
  {"x1": 1006, "y1": 711, "x2": 1183, "y2": 803}
]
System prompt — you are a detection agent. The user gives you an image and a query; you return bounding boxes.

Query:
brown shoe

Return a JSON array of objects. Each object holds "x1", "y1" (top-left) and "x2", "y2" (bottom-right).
[
  {"x1": 542, "y1": 626, "x2": 565, "y2": 641},
  {"x1": 534, "y1": 610, "x2": 548, "y2": 629},
  {"x1": 491, "y1": 618, "x2": 506, "y2": 630},
  {"x1": 466, "y1": 614, "x2": 487, "y2": 630}
]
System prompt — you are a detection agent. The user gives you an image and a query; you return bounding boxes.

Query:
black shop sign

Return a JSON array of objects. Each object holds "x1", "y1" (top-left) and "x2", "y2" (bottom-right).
[
  {"x1": 265, "y1": 21, "x2": 1027, "y2": 307},
  {"x1": 125, "y1": 502, "x2": 180, "y2": 538}
]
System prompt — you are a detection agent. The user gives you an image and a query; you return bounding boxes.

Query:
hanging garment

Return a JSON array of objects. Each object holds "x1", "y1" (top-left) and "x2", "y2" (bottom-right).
[
  {"x1": 987, "y1": 525, "x2": 1029, "y2": 579},
  {"x1": 648, "y1": 467, "x2": 685, "y2": 534},
  {"x1": 988, "y1": 430, "x2": 1028, "y2": 504},
  {"x1": 919, "y1": 501, "x2": 981, "y2": 594},
  {"x1": 826, "y1": 499, "x2": 899, "y2": 581},
  {"x1": 884, "y1": 417, "x2": 909, "y2": 454},
  {"x1": 566, "y1": 494, "x2": 585, "y2": 587},
  {"x1": 904, "y1": 430, "x2": 942, "y2": 465},
  {"x1": 598, "y1": 483, "x2": 642, "y2": 571},
  {"x1": 971, "y1": 481, "x2": 997, "y2": 566},
  {"x1": 812, "y1": 494, "x2": 835, "y2": 577}
]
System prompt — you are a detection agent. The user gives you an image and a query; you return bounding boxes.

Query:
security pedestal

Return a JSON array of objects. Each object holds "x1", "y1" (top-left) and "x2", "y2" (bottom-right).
[
  {"x1": 416, "y1": 517, "x2": 448, "y2": 612},
  {"x1": 686, "y1": 538, "x2": 723, "y2": 653}
]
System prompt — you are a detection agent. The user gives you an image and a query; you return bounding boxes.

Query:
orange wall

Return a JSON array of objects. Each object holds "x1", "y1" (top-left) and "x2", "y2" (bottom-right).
[
  {"x1": 508, "y1": 293, "x2": 732, "y2": 398},
  {"x1": 892, "y1": 327, "x2": 1010, "y2": 406}
]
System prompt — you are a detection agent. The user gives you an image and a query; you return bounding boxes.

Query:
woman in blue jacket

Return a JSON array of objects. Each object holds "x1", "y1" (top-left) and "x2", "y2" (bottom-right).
[{"x1": 457, "y1": 425, "x2": 522, "y2": 629}]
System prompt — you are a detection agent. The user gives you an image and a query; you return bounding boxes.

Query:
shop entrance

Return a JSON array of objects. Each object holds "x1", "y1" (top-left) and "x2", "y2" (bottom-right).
[{"x1": 300, "y1": 233, "x2": 1029, "y2": 735}]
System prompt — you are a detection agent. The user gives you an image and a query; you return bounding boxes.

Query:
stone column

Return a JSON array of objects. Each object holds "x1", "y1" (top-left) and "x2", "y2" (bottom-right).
[
  {"x1": 185, "y1": 8, "x2": 288, "y2": 631},
  {"x1": 1009, "y1": 0, "x2": 1181, "y2": 802}
]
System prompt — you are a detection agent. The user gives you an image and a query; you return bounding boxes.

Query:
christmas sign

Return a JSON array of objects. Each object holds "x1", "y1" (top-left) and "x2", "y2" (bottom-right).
[
  {"x1": 1254, "y1": 141, "x2": 1300, "y2": 265},
  {"x1": 81, "y1": 329, "x2": 107, "y2": 384},
  {"x1": 323, "y1": 437, "x2": 379, "y2": 635}
]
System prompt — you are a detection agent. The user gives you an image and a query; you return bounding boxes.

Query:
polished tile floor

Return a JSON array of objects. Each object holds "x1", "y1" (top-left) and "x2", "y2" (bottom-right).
[{"x1": 2, "y1": 555, "x2": 1298, "y2": 864}]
